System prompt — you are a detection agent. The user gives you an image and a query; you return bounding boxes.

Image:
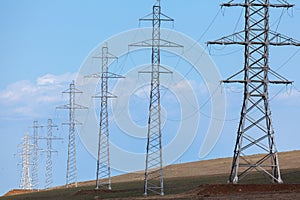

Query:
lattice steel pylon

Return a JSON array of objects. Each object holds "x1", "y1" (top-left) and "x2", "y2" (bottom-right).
[
  {"x1": 19, "y1": 132, "x2": 32, "y2": 190},
  {"x1": 57, "y1": 80, "x2": 87, "y2": 188},
  {"x1": 208, "y1": 0, "x2": 300, "y2": 183},
  {"x1": 130, "y1": 0, "x2": 182, "y2": 195},
  {"x1": 31, "y1": 120, "x2": 40, "y2": 189},
  {"x1": 44, "y1": 119, "x2": 61, "y2": 189},
  {"x1": 86, "y1": 44, "x2": 123, "y2": 190}
]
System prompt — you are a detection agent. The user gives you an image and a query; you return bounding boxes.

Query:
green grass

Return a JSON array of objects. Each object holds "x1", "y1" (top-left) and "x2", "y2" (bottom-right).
[
  {"x1": 2, "y1": 168, "x2": 300, "y2": 200},
  {"x1": 233, "y1": 168, "x2": 300, "y2": 184}
]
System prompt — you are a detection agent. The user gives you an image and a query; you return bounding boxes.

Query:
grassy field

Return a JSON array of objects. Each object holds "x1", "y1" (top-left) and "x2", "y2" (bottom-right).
[{"x1": 1, "y1": 168, "x2": 300, "y2": 200}]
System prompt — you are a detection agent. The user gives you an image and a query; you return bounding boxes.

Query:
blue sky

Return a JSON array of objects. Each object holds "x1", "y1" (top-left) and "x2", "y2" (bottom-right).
[{"x1": 1, "y1": 0, "x2": 300, "y2": 196}]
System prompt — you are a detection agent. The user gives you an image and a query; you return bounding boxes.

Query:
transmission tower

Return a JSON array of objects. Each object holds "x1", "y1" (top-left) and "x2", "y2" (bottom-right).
[
  {"x1": 31, "y1": 120, "x2": 41, "y2": 189},
  {"x1": 57, "y1": 80, "x2": 87, "y2": 188},
  {"x1": 130, "y1": 0, "x2": 182, "y2": 195},
  {"x1": 86, "y1": 44, "x2": 123, "y2": 190},
  {"x1": 19, "y1": 132, "x2": 32, "y2": 190},
  {"x1": 208, "y1": 0, "x2": 300, "y2": 183},
  {"x1": 44, "y1": 119, "x2": 61, "y2": 189}
]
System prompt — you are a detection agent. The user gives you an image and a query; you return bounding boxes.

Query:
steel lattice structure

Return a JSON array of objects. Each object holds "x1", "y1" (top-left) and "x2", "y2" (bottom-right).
[
  {"x1": 45, "y1": 119, "x2": 54, "y2": 188},
  {"x1": 130, "y1": 0, "x2": 182, "y2": 195},
  {"x1": 31, "y1": 120, "x2": 40, "y2": 189},
  {"x1": 58, "y1": 80, "x2": 87, "y2": 188},
  {"x1": 208, "y1": 0, "x2": 300, "y2": 183},
  {"x1": 19, "y1": 132, "x2": 32, "y2": 190},
  {"x1": 44, "y1": 119, "x2": 61, "y2": 189},
  {"x1": 86, "y1": 44, "x2": 123, "y2": 190}
]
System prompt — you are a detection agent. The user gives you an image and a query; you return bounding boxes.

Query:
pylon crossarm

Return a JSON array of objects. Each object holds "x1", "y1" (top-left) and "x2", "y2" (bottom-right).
[
  {"x1": 85, "y1": 72, "x2": 124, "y2": 79},
  {"x1": 104, "y1": 72, "x2": 124, "y2": 79},
  {"x1": 207, "y1": 31, "x2": 245, "y2": 45},
  {"x1": 223, "y1": 79, "x2": 292, "y2": 84},
  {"x1": 221, "y1": 2, "x2": 294, "y2": 8},
  {"x1": 130, "y1": 39, "x2": 182, "y2": 48},
  {"x1": 93, "y1": 92, "x2": 117, "y2": 99},
  {"x1": 208, "y1": 31, "x2": 300, "y2": 46},
  {"x1": 140, "y1": 11, "x2": 174, "y2": 22},
  {"x1": 269, "y1": 31, "x2": 300, "y2": 46},
  {"x1": 222, "y1": 69, "x2": 245, "y2": 83},
  {"x1": 62, "y1": 87, "x2": 83, "y2": 94},
  {"x1": 159, "y1": 39, "x2": 183, "y2": 48},
  {"x1": 129, "y1": 40, "x2": 152, "y2": 47}
]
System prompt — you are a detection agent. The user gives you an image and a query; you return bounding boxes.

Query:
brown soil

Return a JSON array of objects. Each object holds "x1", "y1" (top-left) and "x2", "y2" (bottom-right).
[
  {"x1": 3, "y1": 189, "x2": 38, "y2": 197},
  {"x1": 116, "y1": 184, "x2": 300, "y2": 200},
  {"x1": 196, "y1": 184, "x2": 300, "y2": 198}
]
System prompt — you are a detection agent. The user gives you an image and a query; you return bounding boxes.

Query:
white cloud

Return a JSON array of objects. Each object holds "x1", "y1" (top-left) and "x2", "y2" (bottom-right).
[
  {"x1": 0, "y1": 80, "x2": 33, "y2": 101},
  {"x1": 0, "y1": 72, "x2": 77, "y2": 119},
  {"x1": 37, "y1": 74, "x2": 56, "y2": 85},
  {"x1": 169, "y1": 80, "x2": 209, "y2": 97},
  {"x1": 37, "y1": 72, "x2": 76, "y2": 86},
  {"x1": 276, "y1": 88, "x2": 300, "y2": 99},
  {"x1": 274, "y1": 88, "x2": 300, "y2": 105},
  {"x1": 170, "y1": 80, "x2": 194, "y2": 92},
  {"x1": 13, "y1": 106, "x2": 38, "y2": 118},
  {"x1": 133, "y1": 85, "x2": 150, "y2": 100},
  {"x1": 129, "y1": 79, "x2": 208, "y2": 105}
]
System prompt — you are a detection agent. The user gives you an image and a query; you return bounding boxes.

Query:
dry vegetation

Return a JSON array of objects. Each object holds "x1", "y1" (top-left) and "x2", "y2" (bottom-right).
[{"x1": 2, "y1": 150, "x2": 300, "y2": 199}]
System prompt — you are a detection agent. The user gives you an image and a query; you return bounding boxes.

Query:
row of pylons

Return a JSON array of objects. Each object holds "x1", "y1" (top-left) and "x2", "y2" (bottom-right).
[{"x1": 18, "y1": 0, "x2": 300, "y2": 196}]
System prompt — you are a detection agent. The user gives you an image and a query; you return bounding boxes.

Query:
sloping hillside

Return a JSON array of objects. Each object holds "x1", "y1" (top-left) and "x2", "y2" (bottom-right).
[
  {"x1": 3, "y1": 150, "x2": 300, "y2": 199},
  {"x1": 78, "y1": 150, "x2": 300, "y2": 186}
]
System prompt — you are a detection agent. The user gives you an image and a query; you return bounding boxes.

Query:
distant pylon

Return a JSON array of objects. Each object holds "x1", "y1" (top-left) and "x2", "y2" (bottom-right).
[
  {"x1": 86, "y1": 43, "x2": 123, "y2": 190},
  {"x1": 44, "y1": 119, "x2": 61, "y2": 189},
  {"x1": 130, "y1": 0, "x2": 182, "y2": 195},
  {"x1": 31, "y1": 120, "x2": 40, "y2": 189},
  {"x1": 208, "y1": 0, "x2": 300, "y2": 183},
  {"x1": 19, "y1": 132, "x2": 32, "y2": 190},
  {"x1": 57, "y1": 80, "x2": 87, "y2": 188}
]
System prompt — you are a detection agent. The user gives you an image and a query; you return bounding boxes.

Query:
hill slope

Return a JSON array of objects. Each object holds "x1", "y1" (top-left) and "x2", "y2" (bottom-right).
[
  {"x1": 3, "y1": 150, "x2": 300, "y2": 199},
  {"x1": 79, "y1": 150, "x2": 300, "y2": 186}
]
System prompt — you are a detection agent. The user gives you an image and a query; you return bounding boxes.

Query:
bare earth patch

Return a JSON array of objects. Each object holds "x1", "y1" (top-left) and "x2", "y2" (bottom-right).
[{"x1": 112, "y1": 184, "x2": 300, "y2": 200}]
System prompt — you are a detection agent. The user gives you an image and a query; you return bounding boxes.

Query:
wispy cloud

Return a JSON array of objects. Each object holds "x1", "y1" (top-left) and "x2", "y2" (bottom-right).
[
  {"x1": 0, "y1": 72, "x2": 76, "y2": 119},
  {"x1": 128, "y1": 79, "x2": 208, "y2": 105},
  {"x1": 37, "y1": 73, "x2": 76, "y2": 87},
  {"x1": 274, "y1": 88, "x2": 300, "y2": 105}
]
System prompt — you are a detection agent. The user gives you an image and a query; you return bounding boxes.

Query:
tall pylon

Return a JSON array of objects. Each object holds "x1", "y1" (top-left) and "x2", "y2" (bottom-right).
[
  {"x1": 130, "y1": 0, "x2": 182, "y2": 195},
  {"x1": 57, "y1": 80, "x2": 87, "y2": 188},
  {"x1": 86, "y1": 43, "x2": 123, "y2": 190},
  {"x1": 208, "y1": 0, "x2": 300, "y2": 183},
  {"x1": 19, "y1": 132, "x2": 32, "y2": 190}
]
